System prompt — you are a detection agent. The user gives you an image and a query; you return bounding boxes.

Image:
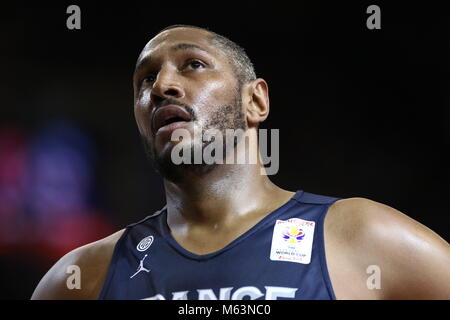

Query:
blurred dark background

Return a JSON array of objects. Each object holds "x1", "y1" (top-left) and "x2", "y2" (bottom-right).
[{"x1": 0, "y1": 1, "x2": 448, "y2": 299}]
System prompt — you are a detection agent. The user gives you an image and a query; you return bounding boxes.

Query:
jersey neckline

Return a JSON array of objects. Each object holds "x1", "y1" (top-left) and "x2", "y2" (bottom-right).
[{"x1": 160, "y1": 190, "x2": 304, "y2": 261}]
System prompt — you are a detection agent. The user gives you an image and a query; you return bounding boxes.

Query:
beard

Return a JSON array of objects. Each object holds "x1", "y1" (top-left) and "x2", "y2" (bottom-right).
[{"x1": 141, "y1": 86, "x2": 247, "y2": 184}]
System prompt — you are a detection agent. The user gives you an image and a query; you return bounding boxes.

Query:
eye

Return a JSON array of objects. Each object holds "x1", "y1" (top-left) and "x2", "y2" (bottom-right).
[
  {"x1": 142, "y1": 73, "x2": 157, "y2": 83},
  {"x1": 186, "y1": 60, "x2": 205, "y2": 70}
]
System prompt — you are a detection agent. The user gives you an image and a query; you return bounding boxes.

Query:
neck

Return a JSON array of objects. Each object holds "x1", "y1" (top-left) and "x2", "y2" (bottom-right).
[{"x1": 163, "y1": 161, "x2": 294, "y2": 230}]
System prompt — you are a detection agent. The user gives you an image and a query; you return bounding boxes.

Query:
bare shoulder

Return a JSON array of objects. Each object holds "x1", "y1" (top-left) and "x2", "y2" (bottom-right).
[
  {"x1": 324, "y1": 197, "x2": 450, "y2": 299},
  {"x1": 31, "y1": 229, "x2": 126, "y2": 300}
]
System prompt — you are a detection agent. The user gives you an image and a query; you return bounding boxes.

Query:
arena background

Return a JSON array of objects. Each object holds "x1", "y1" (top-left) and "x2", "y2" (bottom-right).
[{"x1": 0, "y1": 2, "x2": 448, "y2": 299}]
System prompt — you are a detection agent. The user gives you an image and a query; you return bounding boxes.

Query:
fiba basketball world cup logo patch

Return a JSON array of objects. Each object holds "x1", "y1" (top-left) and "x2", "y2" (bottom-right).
[
  {"x1": 137, "y1": 235, "x2": 154, "y2": 252},
  {"x1": 270, "y1": 218, "x2": 315, "y2": 264}
]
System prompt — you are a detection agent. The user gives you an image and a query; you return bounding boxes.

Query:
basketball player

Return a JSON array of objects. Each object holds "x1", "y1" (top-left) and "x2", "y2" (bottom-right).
[{"x1": 31, "y1": 25, "x2": 450, "y2": 300}]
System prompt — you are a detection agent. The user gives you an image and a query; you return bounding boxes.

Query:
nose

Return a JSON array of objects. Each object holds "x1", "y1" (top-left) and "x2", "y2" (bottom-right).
[{"x1": 151, "y1": 67, "x2": 185, "y2": 104}]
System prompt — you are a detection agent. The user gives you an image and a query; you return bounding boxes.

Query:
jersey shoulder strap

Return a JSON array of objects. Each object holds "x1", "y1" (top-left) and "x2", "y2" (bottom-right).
[{"x1": 294, "y1": 191, "x2": 340, "y2": 205}]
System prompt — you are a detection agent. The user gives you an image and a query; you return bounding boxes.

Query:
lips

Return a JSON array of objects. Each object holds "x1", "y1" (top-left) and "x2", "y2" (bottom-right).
[{"x1": 152, "y1": 105, "x2": 192, "y2": 134}]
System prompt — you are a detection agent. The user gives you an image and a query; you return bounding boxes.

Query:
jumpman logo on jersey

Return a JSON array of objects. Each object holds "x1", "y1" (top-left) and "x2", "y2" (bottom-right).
[{"x1": 130, "y1": 254, "x2": 150, "y2": 279}]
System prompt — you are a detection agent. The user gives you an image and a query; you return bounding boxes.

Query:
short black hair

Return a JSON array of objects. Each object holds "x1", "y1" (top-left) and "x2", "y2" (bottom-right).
[{"x1": 157, "y1": 24, "x2": 257, "y2": 87}]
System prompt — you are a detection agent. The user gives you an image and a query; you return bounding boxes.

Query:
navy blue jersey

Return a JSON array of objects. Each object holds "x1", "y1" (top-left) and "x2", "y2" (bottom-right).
[{"x1": 98, "y1": 190, "x2": 340, "y2": 300}]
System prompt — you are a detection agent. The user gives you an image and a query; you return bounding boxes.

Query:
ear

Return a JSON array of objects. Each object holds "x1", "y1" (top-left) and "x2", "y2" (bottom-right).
[{"x1": 244, "y1": 78, "x2": 270, "y2": 128}]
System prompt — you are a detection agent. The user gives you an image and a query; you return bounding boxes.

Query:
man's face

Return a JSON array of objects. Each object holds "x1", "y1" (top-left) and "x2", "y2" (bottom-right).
[{"x1": 133, "y1": 27, "x2": 247, "y2": 182}]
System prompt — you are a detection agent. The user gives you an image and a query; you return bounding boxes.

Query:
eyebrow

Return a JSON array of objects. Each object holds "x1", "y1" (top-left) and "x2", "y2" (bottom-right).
[
  {"x1": 134, "y1": 43, "x2": 211, "y2": 74},
  {"x1": 170, "y1": 43, "x2": 209, "y2": 54}
]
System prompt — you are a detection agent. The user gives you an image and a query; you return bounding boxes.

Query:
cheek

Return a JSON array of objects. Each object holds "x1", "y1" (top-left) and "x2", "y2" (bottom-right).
[
  {"x1": 134, "y1": 90, "x2": 152, "y2": 135},
  {"x1": 190, "y1": 78, "x2": 237, "y2": 117},
  {"x1": 137, "y1": 89, "x2": 152, "y2": 111}
]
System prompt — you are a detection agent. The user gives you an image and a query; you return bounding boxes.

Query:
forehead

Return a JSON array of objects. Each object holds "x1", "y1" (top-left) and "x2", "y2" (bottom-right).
[{"x1": 139, "y1": 27, "x2": 219, "y2": 62}]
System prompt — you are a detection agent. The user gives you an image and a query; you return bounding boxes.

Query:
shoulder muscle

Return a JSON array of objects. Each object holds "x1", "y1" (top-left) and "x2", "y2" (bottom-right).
[
  {"x1": 31, "y1": 229, "x2": 125, "y2": 300},
  {"x1": 325, "y1": 198, "x2": 450, "y2": 299}
]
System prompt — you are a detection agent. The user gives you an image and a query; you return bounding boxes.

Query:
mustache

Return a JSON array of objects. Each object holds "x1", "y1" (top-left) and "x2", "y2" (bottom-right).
[{"x1": 154, "y1": 98, "x2": 197, "y2": 121}]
